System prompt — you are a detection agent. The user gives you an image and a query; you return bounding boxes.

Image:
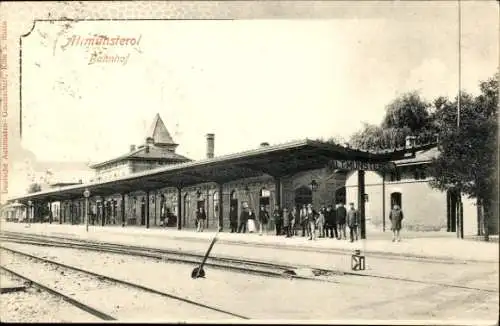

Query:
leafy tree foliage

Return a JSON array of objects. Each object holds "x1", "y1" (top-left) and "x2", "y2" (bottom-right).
[
  {"x1": 345, "y1": 74, "x2": 498, "y2": 238},
  {"x1": 350, "y1": 124, "x2": 411, "y2": 150},
  {"x1": 381, "y1": 91, "x2": 431, "y2": 132},
  {"x1": 349, "y1": 92, "x2": 436, "y2": 151},
  {"x1": 429, "y1": 74, "x2": 499, "y2": 237},
  {"x1": 27, "y1": 183, "x2": 42, "y2": 193}
]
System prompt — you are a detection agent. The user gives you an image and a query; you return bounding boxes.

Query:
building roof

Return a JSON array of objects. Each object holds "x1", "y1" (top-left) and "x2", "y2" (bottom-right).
[
  {"x1": 89, "y1": 144, "x2": 191, "y2": 169},
  {"x1": 8, "y1": 138, "x2": 410, "y2": 203},
  {"x1": 50, "y1": 182, "x2": 83, "y2": 188},
  {"x1": 89, "y1": 114, "x2": 189, "y2": 169},
  {"x1": 393, "y1": 146, "x2": 439, "y2": 166},
  {"x1": 147, "y1": 113, "x2": 177, "y2": 146}
]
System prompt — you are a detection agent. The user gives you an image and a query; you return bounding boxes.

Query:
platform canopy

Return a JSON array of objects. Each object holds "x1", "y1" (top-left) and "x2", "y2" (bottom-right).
[{"x1": 8, "y1": 139, "x2": 414, "y2": 203}]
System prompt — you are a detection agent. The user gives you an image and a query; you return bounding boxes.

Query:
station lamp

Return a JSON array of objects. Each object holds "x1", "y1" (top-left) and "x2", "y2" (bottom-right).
[
  {"x1": 83, "y1": 188, "x2": 90, "y2": 232},
  {"x1": 27, "y1": 200, "x2": 32, "y2": 226}
]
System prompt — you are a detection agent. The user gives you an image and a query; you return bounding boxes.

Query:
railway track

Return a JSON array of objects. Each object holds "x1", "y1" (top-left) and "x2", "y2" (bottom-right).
[
  {"x1": 0, "y1": 231, "x2": 341, "y2": 282},
  {"x1": 0, "y1": 246, "x2": 250, "y2": 321},
  {"x1": 1, "y1": 231, "x2": 497, "y2": 293},
  {"x1": 0, "y1": 264, "x2": 116, "y2": 321}
]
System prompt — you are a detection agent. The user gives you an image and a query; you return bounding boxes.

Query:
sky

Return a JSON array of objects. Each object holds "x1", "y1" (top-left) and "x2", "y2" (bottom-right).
[{"x1": 20, "y1": 1, "x2": 498, "y2": 164}]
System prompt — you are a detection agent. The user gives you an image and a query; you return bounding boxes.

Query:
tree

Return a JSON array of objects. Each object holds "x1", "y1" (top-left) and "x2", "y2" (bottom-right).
[
  {"x1": 350, "y1": 123, "x2": 409, "y2": 150},
  {"x1": 382, "y1": 91, "x2": 431, "y2": 132},
  {"x1": 318, "y1": 134, "x2": 348, "y2": 146},
  {"x1": 429, "y1": 74, "x2": 499, "y2": 240},
  {"x1": 27, "y1": 183, "x2": 42, "y2": 193},
  {"x1": 349, "y1": 92, "x2": 436, "y2": 151}
]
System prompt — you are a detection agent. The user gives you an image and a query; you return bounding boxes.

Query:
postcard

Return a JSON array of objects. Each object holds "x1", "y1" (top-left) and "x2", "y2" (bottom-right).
[{"x1": 0, "y1": 1, "x2": 498, "y2": 324}]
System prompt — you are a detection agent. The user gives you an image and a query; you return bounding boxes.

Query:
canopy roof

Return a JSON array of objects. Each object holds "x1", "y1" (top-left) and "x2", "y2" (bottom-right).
[{"x1": 8, "y1": 139, "x2": 430, "y2": 203}]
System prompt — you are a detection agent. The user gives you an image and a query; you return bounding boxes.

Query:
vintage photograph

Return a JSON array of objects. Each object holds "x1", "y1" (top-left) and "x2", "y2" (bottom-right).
[{"x1": 0, "y1": 1, "x2": 498, "y2": 323}]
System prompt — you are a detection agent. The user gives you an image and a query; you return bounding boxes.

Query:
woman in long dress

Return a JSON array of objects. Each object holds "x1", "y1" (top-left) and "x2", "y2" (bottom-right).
[{"x1": 247, "y1": 208, "x2": 257, "y2": 233}]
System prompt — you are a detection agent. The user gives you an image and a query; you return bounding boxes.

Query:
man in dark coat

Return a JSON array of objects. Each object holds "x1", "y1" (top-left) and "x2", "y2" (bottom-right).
[
  {"x1": 238, "y1": 204, "x2": 249, "y2": 233},
  {"x1": 325, "y1": 205, "x2": 337, "y2": 239},
  {"x1": 272, "y1": 205, "x2": 283, "y2": 236},
  {"x1": 336, "y1": 202, "x2": 347, "y2": 240},
  {"x1": 346, "y1": 202, "x2": 360, "y2": 242},
  {"x1": 389, "y1": 204, "x2": 404, "y2": 242},
  {"x1": 229, "y1": 205, "x2": 238, "y2": 233},
  {"x1": 258, "y1": 205, "x2": 270, "y2": 235},
  {"x1": 299, "y1": 204, "x2": 308, "y2": 237},
  {"x1": 196, "y1": 207, "x2": 206, "y2": 232}
]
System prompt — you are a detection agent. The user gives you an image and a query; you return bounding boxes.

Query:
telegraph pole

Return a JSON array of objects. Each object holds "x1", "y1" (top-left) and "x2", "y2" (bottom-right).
[{"x1": 457, "y1": 0, "x2": 464, "y2": 239}]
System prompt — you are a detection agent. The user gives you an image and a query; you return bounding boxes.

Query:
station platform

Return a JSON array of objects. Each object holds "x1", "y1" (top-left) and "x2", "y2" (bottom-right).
[{"x1": 1, "y1": 222, "x2": 498, "y2": 263}]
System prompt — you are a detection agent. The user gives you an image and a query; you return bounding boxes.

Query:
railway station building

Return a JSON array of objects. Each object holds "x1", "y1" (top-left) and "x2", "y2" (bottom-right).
[{"x1": 5, "y1": 114, "x2": 494, "y2": 237}]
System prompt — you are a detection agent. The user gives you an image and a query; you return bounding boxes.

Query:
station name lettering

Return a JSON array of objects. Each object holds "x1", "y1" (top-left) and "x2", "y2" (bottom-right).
[{"x1": 327, "y1": 160, "x2": 392, "y2": 171}]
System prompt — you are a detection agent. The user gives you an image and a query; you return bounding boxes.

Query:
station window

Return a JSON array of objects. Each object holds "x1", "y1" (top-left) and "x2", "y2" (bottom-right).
[
  {"x1": 390, "y1": 169, "x2": 401, "y2": 182},
  {"x1": 414, "y1": 167, "x2": 427, "y2": 180},
  {"x1": 213, "y1": 191, "x2": 219, "y2": 219},
  {"x1": 259, "y1": 188, "x2": 271, "y2": 206}
]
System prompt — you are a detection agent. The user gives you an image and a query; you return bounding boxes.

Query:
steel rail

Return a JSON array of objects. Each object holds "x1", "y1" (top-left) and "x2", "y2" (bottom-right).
[
  {"x1": 0, "y1": 233, "x2": 335, "y2": 282},
  {"x1": 0, "y1": 264, "x2": 116, "y2": 321},
  {"x1": 0, "y1": 246, "x2": 250, "y2": 320},
  {"x1": 0, "y1": 236, "x2": 301, "y2": 279},
  {"x1": 4, "y1": 231, "x2": 298, "y2": 268},
  {"x1": 2, "y1": 232, "x2": 497, "y2": 293}
]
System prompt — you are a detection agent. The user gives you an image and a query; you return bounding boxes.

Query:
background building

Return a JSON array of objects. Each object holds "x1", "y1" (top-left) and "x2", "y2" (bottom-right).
[
  {"x1": 89, "y1": 113, "x2": 191, "y2": 182},
  {"x1": 10, "y1": 114, "x2": 495, "y2": 236}
]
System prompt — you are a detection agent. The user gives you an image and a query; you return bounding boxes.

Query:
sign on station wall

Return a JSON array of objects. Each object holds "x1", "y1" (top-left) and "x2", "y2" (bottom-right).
[{"x1": 326, "y1": 160, "x2": 396, "y2": 172}]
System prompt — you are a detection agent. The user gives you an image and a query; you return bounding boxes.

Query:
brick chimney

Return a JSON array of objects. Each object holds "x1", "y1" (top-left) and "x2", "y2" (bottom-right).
[
  {"x1": 130, "y1": 144, "x2": 136, "y2": 152},
  {"x1": 206, "y1": 133, "x2": 215, "y2": 159}
]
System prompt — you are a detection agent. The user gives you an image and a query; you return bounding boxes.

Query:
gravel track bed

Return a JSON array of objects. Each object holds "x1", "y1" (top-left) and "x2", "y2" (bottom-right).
[
  {"x1": 3, "y1": 241, "x2": 498, "y2": 321},
  {"x1": 0, "y1": 270, "x2": 101, "y2": 322},
  {"x1": 0, "y1": 248, "x2": 234, "y2": 322},
  {"x1": 22, "y1": 230, "x2": 497, "y2": 290}
]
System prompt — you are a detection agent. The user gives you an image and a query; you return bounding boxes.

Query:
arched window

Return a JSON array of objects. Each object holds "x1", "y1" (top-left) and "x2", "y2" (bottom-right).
[
  {"x1": 230, "y1": 190, "x2": 238, "y2": 214},
  {"x1": 413, "y1": 166, "x2": 427, "y2": 180},
  {"x1": 294, "y1": 186, "x2": 312, "y2": 208},
  {"x1": 335, "y1": 186, "x2": 346, "y2": 205},
  {"x1": 259, "y1": 187, "x2": 271, "y2": 207},
  {"x1": 160, "y1": 194, "x2": 166, "y2": 218},
  {"x1": 390, "y1": 168, "x2": 401, "y2": 182},
  {"x1": 183, "y1": 193, "x2": 190, "y2": 227},
  {"x1": 390, "y1": 192, "x2": 402, "y2": 209},
  {"x1": 213, "y1": 191, "x2": 219, "y2": 221}
]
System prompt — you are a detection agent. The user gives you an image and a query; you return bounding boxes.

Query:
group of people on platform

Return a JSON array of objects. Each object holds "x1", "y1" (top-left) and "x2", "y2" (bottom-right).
[
  {"x1": 195, "y1": 201, "x2": 404, "y2": 242},
  {"x1": 228, "y1": 202, "x2": 366, "y2": 242}
]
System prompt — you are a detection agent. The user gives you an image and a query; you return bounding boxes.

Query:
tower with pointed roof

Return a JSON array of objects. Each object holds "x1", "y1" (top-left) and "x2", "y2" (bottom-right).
[
  {"x1": 89, "y1": 114, "x2": 191, "y2": 181},
  {"x1": 147, "y1": 113, "x2": 179, "y2": 152}
]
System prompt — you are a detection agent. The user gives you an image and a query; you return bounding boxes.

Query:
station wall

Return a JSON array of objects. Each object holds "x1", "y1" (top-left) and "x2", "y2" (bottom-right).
[
  {"x1": 345, "y1": 170, "x2": 478, "y2": 235},
  {"x1": 53, "y1": 165, "x2": 482, "y2": 235}
]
